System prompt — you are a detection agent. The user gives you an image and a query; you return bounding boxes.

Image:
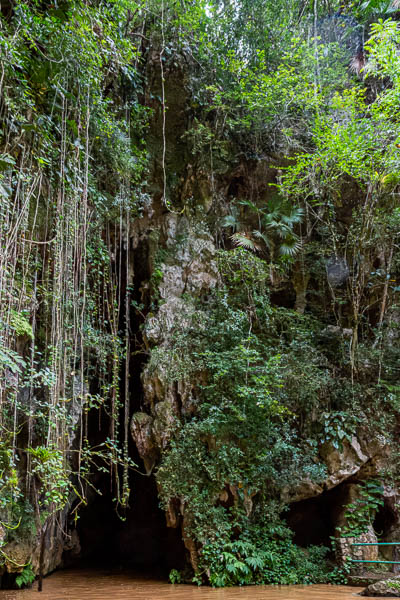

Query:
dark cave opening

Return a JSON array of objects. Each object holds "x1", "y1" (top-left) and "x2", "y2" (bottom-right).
[
  {"x1": 269, "y1": 284, "x2": 296, "y2": 309},
  {"x1": 285, "y1": 482, "x2": 354, "y2": 549},
  {"x1": 63, "y1": 236, "x2": 186, "y2": 577},
  {"x1": 68, "y1": 467, "x2": 186, "y2": 575},
  {"x1": 373, "y1": 498, "x2": 398, "y2": 538}
]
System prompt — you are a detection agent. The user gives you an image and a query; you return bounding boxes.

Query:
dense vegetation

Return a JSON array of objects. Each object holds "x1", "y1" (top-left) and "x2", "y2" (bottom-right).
[{"x1": 1, "y1": 0, "x2": 400, "y2": 589}]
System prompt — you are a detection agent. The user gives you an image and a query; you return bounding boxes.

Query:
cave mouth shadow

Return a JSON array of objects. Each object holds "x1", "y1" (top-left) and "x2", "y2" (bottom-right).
[
  {"x1": 285, "y1": 481, "x2": 400, "y2": 553},
  {"x1": 65, "y1": 471, "x2": 186, "y2": 577},
  {"x1": 284, "y1": 482, "x2": 358, "y2": 550},
  {"x1": 373, "y1": 497, "x2": 398, "y2": 539},
  {"x1": 62, "y1": 235, "x2": 186, "y2": 579}
]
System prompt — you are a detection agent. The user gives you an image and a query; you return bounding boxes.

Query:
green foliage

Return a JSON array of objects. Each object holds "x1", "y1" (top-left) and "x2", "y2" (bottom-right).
[
  {"x1": 154, "y1": 228, "x2": 397, "y2": 584},
  {"x1": 228, "y1": 196, "x2": 303, "y2": 264},
  {"x1": 203, "y1": 22, "x2": 352, "y2": 153},
  {"x1": 340, "y1": 480, "x2": 385, "y2": 537},
  {"x1": 156, "y1": 249, "x2": 329, "y2": 582},
  {"x1": 321, "y1": 411, "x2": 357, "y2": 451},
  {"x1": 169, "y1": 569, "x2": 182, "y2": 584},
  {"x1": 0, "y1": 338, "x2": 26, "y2": 375},
  {"x1": 27, "y1": 446, "x2": 71, "y2": 511},
  {"x1": 354, "y1": 0, "x2": 398, "y2": 20},
  {"x1": 15, "y1": 564, "x2": 35, "y2": 589},
  {"x1": 388, "y1": 580, "x2": 400, "y2": 591},
  {"x1": 1, "y1": 0, "x2": 400, "y2": 587},
  {"x1": 0, "y1": 0, "x2": 148, "y2": 531},
  {"x1": 0, "y1": 443, "x2": 22, "y2": 511},
  {"x1": 9, "y1": 310, "x2": 33, "y2": 339},
  {"x1": 198, "y1": 534, "x2": 346, "y2": 587}
]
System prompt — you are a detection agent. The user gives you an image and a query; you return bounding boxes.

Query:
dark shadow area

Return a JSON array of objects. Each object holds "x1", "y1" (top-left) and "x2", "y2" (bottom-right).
[
  {"x1": 374, "y1": 498, "x2": 398, "y2": 538},
  {"x1": 0, "y1": 572, "x2": 18, "y2": 590},
  {"x1": 270, "y1": 284, "x2": 296, "y2": 309},
  {"x1": 63, "y1": 236, "x2": 186, "y2": 578},
  {"x1": 68, "y1": 470, "x2": 186, "y2": 576},
  {"x1": 286, "y1": 495, "x2": 334, "y2": 548},
  {"x1": 285, "y1": 482, "x2": 353, "y2": 548}
]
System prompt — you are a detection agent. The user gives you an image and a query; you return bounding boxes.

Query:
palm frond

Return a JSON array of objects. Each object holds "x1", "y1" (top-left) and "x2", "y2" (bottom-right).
[
  {"x1": 265, "y1": 195, "x2": 284, "y2": 214},
  {"x1": 221, "y1": 214, "x2": 239, "y2": 228},
  {"x1": 279, "y1": 237, "x2": 302, "y2": 257},
  {"x1": 252, "y1": 229, "x2": 271, "y2": 249},
  {"x1": 239, "y1": 199, "x2": 260, "y2": 214},
  {"x1": 281, "y1": 207, "x2": 304, "y2": 225},
  {"x1": 263, "y1": 216, "x2": 280, "y2": 228},
  {"x1": 231, "y1": 232, "x2": 262, "y2": 253},
  {"x1": 266, "y1": 221, "x2": 292, "y2": 238}
]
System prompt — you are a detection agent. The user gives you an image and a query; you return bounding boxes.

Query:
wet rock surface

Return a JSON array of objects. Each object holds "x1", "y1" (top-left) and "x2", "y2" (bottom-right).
[{"x1": 361, "y1": 576, "x2": 400, "y2": 596}]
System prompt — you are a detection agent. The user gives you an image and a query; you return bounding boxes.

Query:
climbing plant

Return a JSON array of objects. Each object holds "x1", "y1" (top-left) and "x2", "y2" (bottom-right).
[
  {"x1": 0, "y1": 0, "x2": 150, "y2": 573},
  {"x1": 1, "y1": 0, "x2": 400, "y2": 590}
]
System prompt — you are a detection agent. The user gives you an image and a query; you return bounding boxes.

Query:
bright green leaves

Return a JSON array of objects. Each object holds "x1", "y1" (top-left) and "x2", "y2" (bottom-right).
[
  {"x1": 196, "y1": 533, "x2": 344, "y2": 587},
  {"x1": 0, "y1": 0, "x2": 148, "y2": 187},
  {"x1": 365, "y1": 18, "x2": 400, "y2": 124},
  {"x1": 205, "y1": 26, "x2": 352, "y2": 152},
  {"x1": 9, "y1": 310, "x2": 33, "y2": 339},
  {"x1": 0, "y1": 445, "x2": 22, "y2": 509},
  {"x1": 340, "y1": 479, "x2": 385, "y2": 537},
  {"x1": 280, "y1": 18, "x2": 400, "y2": 202},
  {"x1": 27, "y1": 446, "x2": 71, "y2": 511},
  {"x1": 15, "y1": 564, "x2": 35, "y2": 589}
]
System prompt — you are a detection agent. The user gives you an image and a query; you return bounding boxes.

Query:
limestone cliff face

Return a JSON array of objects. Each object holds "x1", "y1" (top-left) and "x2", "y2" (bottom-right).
[
  {"x1": 128, "y1": 202, "x2": 397, "y2": 573},
  {"x1": 284, "y1": 434, "x2": 389, "y2": 504},
  {"x1": 3, "y1": 37, "x2": 400, "y2": 588},
  {"x1": 125, "y1": 52, "x2": 400, "y2": 571},
  {"x1": 131, "y1": 213, "x2": 218, "y2": 462}
]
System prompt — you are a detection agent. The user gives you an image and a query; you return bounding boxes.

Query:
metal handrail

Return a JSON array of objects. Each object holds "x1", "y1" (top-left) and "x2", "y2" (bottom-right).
[
  {"x1": 351, "y1": 543, "x2": 400, "y2": 546},
  {"x1": 349, "y1": 542, "x2": 400, "y2": 564},
  {"x1": 349, "y1": 560, "x2": 400, "y2": 564}
]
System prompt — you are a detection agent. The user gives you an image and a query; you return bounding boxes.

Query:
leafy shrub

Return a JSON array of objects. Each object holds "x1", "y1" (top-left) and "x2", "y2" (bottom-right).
[
  {"x1": 340, "y1": 480, "x2": 384, "y2": 537},
  {"x1": 197, "y1": 535, "x2": 346, "y2": 587},
  {"x1": 15, "y1": 565, "x2": 35, "y2": 589},
  {"x1": 9, "y1": 310, "x2": 33, "y2": 339},
  {"x1": 169, "y1": 569, "x2": 182, "y2": 584}
]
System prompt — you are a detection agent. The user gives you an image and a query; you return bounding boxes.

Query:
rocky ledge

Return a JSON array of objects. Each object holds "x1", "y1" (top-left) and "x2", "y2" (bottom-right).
[{"x1": 361, "y1": 576, "x2": 400, "y2": 597}]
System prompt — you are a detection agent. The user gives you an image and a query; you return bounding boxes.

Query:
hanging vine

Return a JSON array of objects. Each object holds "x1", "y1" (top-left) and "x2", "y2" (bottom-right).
[{"x1": 0, "y1": 0, "x2": 149, "y2": 570}]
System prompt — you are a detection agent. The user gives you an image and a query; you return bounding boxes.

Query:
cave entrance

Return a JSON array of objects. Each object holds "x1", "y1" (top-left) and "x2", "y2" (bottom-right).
[
  {"x1": 65, "y1": 389, "x2": 186, "y2": 577},
  {"x1": 69, "y1": 468, "x2": 185, "y2": 575},
  {"x1": 285, "y1": 482, "x2": 355, "y2": 549},
  {"x1": 63, "y1": 236, "x2": 186, "y2": 577},
  {"x1": 373, "y1": 497, "x2": 398, "y2": 539}
]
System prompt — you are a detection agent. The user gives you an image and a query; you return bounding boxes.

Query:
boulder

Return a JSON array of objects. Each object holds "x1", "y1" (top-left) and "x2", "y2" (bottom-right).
[
  {"x1": 361, "y1": 576, "x2": 400, "y2": 597},
  {"x1": 130, "y1": 412, "x2": 158, "y2": 474}
]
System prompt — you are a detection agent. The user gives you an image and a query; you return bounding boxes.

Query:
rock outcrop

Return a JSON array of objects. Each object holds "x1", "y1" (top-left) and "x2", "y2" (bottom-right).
[
  {"x1": 131, "y1": 213, "x2": 218, "y2": 466},
  {"x1": 362, "y1": 576, "x2": 400, "y2": 597}
]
